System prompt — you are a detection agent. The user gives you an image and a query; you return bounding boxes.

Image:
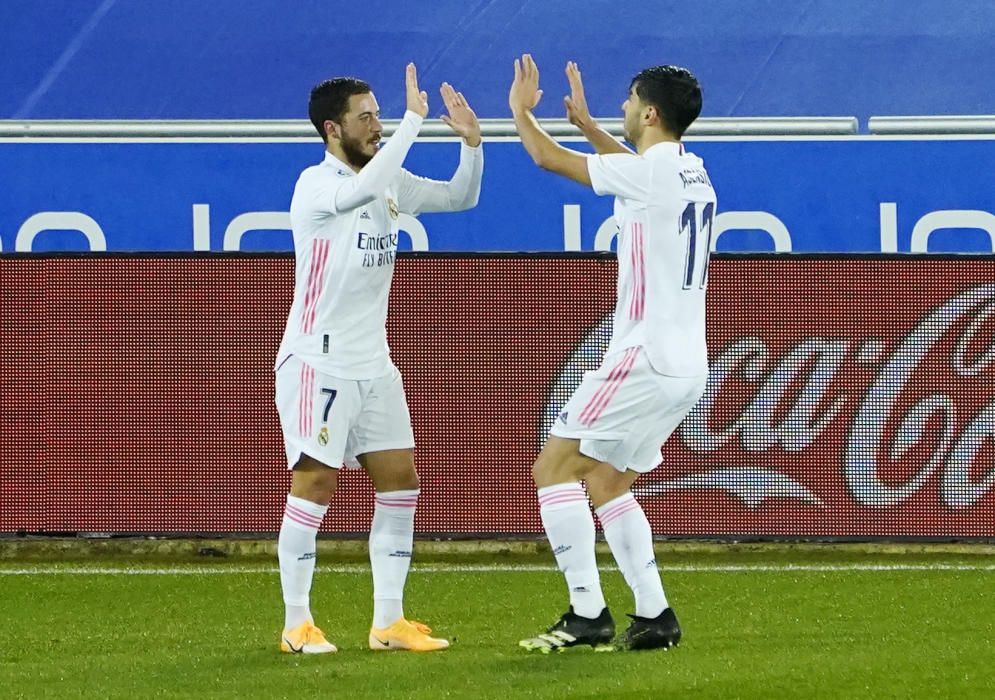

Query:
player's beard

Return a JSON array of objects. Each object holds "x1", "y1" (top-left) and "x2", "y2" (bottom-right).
[{"x1": 340, "y1": 132, "x2": 377, "y2": 169}]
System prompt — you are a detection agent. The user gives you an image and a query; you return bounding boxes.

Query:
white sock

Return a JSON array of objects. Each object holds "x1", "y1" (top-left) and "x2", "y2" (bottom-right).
[
  {"x1": 369, "y1": 489, "x2": 419, "y2": 629},
  {"x1": 538, "y1": 483, "x2": 606, "y2": 619},
  {"x1": 278, "y1": 494, "x2": 328, "y2": 630},
  {"x1": 596, "y1": 492, "x2": 668, "y2": 618}
]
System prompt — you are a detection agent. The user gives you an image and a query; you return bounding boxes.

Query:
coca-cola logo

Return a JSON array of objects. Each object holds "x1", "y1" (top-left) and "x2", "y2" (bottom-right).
[{"x1": 541, "y1": 284, "x2": 995, "y2": 511}]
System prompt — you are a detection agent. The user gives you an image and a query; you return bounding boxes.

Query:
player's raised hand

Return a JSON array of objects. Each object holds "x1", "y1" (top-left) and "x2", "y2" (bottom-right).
[
  {"x1": 405, "y1": 63, "x2": 429, "y2": 117},
  {"x1": 509, "y1": 53, "x2": 543, "y2": 115},
  {"x1": 564, "y1": 61, "x2": 593, "y2": 130},
  {"x1": 440, "y1": 82, "x2": 481, "y2": 147}
]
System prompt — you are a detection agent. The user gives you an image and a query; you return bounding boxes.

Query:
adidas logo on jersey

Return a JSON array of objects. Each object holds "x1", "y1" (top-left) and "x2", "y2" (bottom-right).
[
  {"x1": 558, "y1": 412, "x2": 569, "y2": 424},
  {"x1": 360, "y1": 211, "x2": 371, "y2": 220}
]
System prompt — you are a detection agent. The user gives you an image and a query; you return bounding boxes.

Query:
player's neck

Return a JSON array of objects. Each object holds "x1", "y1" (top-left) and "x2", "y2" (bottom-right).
[{"x1": 635, "y1": 129, "x2": 679, "y2": 155}]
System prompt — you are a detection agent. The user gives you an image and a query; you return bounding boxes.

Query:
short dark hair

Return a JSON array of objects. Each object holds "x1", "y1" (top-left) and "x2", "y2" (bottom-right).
[
  {"x1": 630, "y1": 65, "x2": 702, "y2": 138},
  {"x1": 308, "y1": 77, "x2": 372, "y2": 142}
]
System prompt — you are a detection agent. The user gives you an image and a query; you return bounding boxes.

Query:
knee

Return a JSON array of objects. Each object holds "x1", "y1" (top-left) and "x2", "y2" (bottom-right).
[
  {"x1": 584, "y1": 471, "x2": 633, "y2": 509},
  {"x1": 375, "y1": 466, "x2": 419, "y2": 493},
  {"x1": 398, "y1": 470, "x2": 420, "y2": 492},
  {"x1": 290, "y1": 465, "x2": 338, "y2": 505},
  {"x1": 585, "y1": 479, "x2": 619, "y2": 509},
  {"x1": 531, "y1": 453, "x2": 583, "y2": 489},
  {"x1": 530, "y1": 459, "x2": 545, "y2": 486},
  {"x1": 531, "y1": 455, "x2": 556, "y2": 487}
]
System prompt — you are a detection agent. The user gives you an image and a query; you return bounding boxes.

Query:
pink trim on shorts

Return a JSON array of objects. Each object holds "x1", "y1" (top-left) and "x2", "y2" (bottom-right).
[
  {"x1": 300, "y1": 238, "x2": 331, "y2": 334},
  {"x1": 578, "y1": 347, "x2": 640, "y2": 427},
  {"x1": 298, "y1": 362, "x2": 314, "y2": 437}
]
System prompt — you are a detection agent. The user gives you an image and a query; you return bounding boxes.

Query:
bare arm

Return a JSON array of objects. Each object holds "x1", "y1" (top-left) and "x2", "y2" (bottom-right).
[
  {"x1": 564, "y1": 61, "x2": 634, "y2": 156},
  {"x1": 509, "y1": 54, "x2": 591, "y2": 187}
]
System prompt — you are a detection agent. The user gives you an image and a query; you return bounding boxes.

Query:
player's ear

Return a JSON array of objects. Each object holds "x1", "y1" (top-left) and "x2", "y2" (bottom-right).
[
  {"x1": 643, "y1": 104, "x2": 659, "y2": 126},
  {"x1": 324, "y1": 119, "x2": 341, "y2": 141}
]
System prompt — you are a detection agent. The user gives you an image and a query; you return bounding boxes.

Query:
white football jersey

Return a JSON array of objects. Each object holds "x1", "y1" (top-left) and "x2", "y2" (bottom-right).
[
  {"x1": 276, "y1": 111, "x2": 482, "y2": 379},
  {"x1": 587, "y1": 142, "x2": 716, "y2": 377}
]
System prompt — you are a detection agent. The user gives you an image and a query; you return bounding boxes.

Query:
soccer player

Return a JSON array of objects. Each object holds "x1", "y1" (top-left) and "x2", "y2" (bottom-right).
[
  {"x1": 510, "y1": 56, "x2": 715, "y2": 652},
  {"x1": 274, "y1": 63, "x2": 483, "y2": 654}
]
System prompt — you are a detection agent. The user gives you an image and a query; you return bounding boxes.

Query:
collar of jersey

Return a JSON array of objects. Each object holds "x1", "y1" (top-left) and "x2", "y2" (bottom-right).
[
  {"x1": 642, "y1": 141, "x2": 684, "y2": 158},
  {"x1": 322, "y1": 150, "x2": 356, "y2": 174}
]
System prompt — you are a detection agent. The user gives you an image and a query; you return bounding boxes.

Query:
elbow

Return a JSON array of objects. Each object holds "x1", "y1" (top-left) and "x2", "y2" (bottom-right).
[
  {"x1": 522, "y1": 144, "x2": 548, "y2": 169},
  {"x1": 451, "y1": 190, "x2": 480, "y2": 211},
  {"x1": 466, "y1": 186, "x2": 481, "y2": 209},
  {"x1": 535, "y1": 150, "x2": 563, "y2": 174}
]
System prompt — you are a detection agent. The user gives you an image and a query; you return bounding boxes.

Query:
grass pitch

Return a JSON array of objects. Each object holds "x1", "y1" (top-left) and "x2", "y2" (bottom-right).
[{"x1": 1, "y1": 547, "x2": 993, "y2": 699}]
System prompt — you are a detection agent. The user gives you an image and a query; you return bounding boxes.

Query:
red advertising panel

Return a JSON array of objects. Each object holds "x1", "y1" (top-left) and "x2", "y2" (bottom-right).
[{"x1": 1, "y1": 254, "x2": 992, "y2": 537}]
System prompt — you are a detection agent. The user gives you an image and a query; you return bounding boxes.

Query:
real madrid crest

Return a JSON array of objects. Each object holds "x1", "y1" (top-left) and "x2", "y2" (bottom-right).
[
  {"x1": 387, "y1": 197, "x2": 399, "y2": 220},
  {"x1": 317, "y1": 426, "x2": 329, "y2": 446}
]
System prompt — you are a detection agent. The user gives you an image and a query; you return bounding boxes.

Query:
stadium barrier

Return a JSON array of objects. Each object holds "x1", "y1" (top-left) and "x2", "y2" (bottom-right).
[
  {"x1": 1, "y1": 252, "x2": 993, "y2": 539},
  {"x1": 0, "y1": 116, "x2": 858, "y2": 138},
  {"x1": 4, "y1": 118, "x2": 994, "y2": 257}
]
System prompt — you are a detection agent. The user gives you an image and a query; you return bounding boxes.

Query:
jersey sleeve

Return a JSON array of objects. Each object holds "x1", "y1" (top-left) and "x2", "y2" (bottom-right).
[
  {"x1": 325, "y1": 111, "x2": 424, "y2": 214},
  {"x1": 395, "y1": 142, "x2": 483, "y2": 215},
  {"x1": 587, "y1": 153, "x2": 651, "y2": 201}
]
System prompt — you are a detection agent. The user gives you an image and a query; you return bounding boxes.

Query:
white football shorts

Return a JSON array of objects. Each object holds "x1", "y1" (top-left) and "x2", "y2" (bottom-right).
[
  {"x1": 274, "y1": 355, "x2": 415, "y2": 470},
  {"x1": 550, "y1": 346, "x2": 707, "y2": 473}
]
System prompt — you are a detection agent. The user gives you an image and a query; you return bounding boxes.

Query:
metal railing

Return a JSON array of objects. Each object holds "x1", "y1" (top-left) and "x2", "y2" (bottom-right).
[
  {"x1": 5, "y1": 116, "x2": 995, "y2": 138},
  {"x1": 0, "y1": 116, "x2": 858, "y2": 138},
  {"x1": 868, "y1": 116, "x2": 995, "y2": 135}
]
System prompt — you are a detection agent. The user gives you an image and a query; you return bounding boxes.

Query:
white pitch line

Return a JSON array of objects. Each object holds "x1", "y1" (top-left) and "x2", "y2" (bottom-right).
[{"x1": 0, "y1": 563, "x2": 993, "y2": 575}]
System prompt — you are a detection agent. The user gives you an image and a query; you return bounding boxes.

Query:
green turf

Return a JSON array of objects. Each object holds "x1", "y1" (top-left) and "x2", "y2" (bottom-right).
[{"x1": 1, "y1": 553, "x2": 993, "y2": 699}]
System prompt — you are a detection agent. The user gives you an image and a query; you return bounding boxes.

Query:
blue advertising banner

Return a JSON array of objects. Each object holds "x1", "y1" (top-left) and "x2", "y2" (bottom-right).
[{"x1": 1, "y1": 138, "x2": 994, "y2": 254}]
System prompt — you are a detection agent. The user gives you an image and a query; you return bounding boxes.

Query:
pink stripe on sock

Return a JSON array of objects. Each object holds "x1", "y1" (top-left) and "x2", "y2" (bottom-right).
[
  {"x1": 286, "y1": 502, "x2": 322, "y2": 519},
  {"x1": 538, "y1": 485, "x2": 585, "y2": 498},
  {"x1": 538, "y1": 492, "x2": 588, "y2": 507},
  {"x1": 374, "y1": 499, "x2": 418, "y2": 508},
  {"x1": 285, "y1": 503, "x2": 323, "y2": 528},
  {"x1": 596, "y1": 494, "x2": 637, "y2": 521},
  {"x1": 598, "y1": 502, "x2": 641, "y2": 527},
  {"x1": 285, "y1": 511, "x2": 321, "y2": 529}
]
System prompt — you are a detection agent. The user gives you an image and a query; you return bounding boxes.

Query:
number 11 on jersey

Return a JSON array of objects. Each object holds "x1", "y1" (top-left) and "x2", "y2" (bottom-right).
[{"x1": 680, "y1": 201, "x2": 715, "y2": 290}]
